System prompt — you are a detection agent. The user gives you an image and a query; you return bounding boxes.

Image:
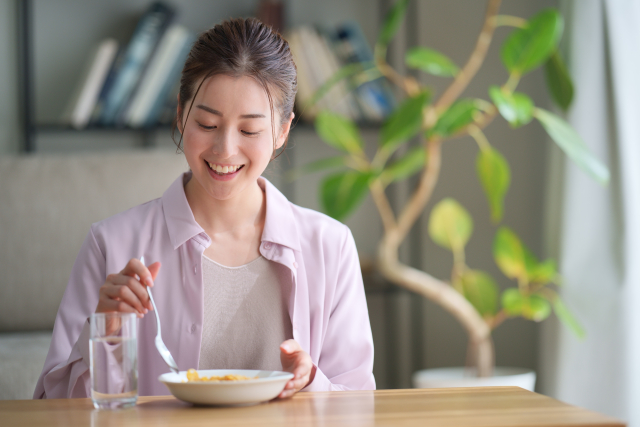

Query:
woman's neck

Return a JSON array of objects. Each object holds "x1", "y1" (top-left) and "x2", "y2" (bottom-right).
[{"x1": 184, "y1": 176, "x2": 266, "y2": 239}]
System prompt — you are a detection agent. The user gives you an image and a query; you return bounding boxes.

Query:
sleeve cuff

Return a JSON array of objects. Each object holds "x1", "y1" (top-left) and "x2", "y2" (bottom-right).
[
  {"x1": 70, "y1": 318, "x2": 91, "y2": 367},
  {"x1": 301, "y1": 364, "x2": 332, "y2": 392}
]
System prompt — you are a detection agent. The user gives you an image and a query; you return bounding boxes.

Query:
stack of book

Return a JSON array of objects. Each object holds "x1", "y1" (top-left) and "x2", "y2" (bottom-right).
[
  {"x1": 62, "y1": 2, "x2": 194, "y2": 130},
  {"x1": 287, "y1": 21, "x2": 397, "y2": 123}
]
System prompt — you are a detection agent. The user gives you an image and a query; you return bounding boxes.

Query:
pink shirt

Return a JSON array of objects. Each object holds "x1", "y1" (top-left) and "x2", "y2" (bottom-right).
[{"x1": 34, "y1": 173, "x2": 375, "y2": 398}]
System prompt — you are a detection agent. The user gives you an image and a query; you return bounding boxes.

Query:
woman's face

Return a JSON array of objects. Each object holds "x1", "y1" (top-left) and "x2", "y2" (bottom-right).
[{"x1": 180, "y1": 74, "x2": 290, "y2": 201}]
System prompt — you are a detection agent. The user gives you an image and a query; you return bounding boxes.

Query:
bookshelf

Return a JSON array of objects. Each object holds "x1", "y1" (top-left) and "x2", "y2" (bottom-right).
[{"x1": 16, "y1": 0, "x2": 386, "y2": 153}]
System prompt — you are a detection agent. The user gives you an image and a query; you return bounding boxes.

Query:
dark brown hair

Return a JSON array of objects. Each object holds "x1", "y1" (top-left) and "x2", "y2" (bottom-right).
[{"x1": 172, "y1": 18, "x2": 297, "y2": 159}]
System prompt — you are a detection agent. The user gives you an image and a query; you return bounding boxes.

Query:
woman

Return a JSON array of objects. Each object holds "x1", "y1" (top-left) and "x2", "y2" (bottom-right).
[{"x1": 34, "y1": 18, "x2": 375, "y2": 399}]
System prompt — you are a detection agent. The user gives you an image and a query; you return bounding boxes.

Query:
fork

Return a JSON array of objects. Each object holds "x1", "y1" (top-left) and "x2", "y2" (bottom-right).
[{"x1": 140, "y1": 256, "x2": 179, "y2": 374}]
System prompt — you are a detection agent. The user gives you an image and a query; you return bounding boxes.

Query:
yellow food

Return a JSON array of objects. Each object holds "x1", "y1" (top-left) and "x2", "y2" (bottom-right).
[{"x1": 186, "y1": 369, "x2": 257, "y2": 382}]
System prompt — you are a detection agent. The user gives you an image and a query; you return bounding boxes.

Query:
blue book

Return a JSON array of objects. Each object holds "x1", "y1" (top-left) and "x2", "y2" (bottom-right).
[
  {"x1": 331, "y1": 21, "x2": 397, "y2": 120},
  {"x1": 99, "y1": 2, "x2": 175, "y2": 126}
]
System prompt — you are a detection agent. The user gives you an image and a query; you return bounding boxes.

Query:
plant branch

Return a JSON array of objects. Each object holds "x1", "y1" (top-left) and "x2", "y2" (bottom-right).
[
  {"x1": 369, "y1": 178, "x2": 397, "y2": 234},
  {"x1": 377, "y1": 61, "x2": 421, "y2": 97},
  {"x1": 469, "y1": 125, "x2": 491, "y2": 152},
  {"x1": 395, "y1": 136, "x2": 442, "y2": 243},
  {"x1": 377, "y1": 236, "x2": 494, "y2": 376},
  {"x1": 434, "y1": 0, "x2": 502, "y2": 112},
  {"x1": 492, "y1": 14, "x2": 527, "y2": 28}
]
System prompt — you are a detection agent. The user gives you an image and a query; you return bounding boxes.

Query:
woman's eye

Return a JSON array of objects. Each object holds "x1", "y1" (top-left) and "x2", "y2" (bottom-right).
[
  {"x1": 241, "y1": 130, "x2": 259, "y2": 136},
  {"x1": 198, "y1": 123, "x2": 216, "y2": 130}
]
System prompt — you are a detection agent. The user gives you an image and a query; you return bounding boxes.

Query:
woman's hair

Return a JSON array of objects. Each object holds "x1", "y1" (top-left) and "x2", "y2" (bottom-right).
[{"x1": 172, "y1": 18, "x2": 297, "y2": 158}]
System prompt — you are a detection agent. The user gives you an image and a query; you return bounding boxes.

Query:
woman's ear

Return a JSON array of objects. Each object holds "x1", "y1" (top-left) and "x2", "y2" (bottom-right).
[{"x1": 276, "y1": 112, "x2": 295, "y2": 150}]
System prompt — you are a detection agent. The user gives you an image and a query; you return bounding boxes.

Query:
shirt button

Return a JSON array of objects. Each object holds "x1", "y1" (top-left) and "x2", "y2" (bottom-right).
[
  {"x1": 190, "y1": 324, "x2": 196, "y2": 333},
  {"x1": 293, "y1": 262, "x2": 298, "y2": 269},
  {"x1": 264, "y1": 242, "x2": 272, "y2": 250},
  {"x1": 194, "y1": 265, "x2": 197, "y2": 274}
]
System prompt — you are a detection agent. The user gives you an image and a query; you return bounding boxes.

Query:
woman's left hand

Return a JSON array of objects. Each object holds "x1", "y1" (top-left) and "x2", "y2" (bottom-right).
[{"x1": 278, "y1": 339, "x2": 316, "y2": 399}]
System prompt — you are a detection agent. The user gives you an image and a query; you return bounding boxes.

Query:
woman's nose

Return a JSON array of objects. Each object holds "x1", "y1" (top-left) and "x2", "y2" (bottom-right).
[{"x1": 211, "y1": 127, "x2": 238, "y2": 158}]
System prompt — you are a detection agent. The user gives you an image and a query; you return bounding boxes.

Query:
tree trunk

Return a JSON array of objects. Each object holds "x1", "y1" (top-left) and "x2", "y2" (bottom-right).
[{"x1": 377, "y1": 235, "x2": 495, "y2": 377}]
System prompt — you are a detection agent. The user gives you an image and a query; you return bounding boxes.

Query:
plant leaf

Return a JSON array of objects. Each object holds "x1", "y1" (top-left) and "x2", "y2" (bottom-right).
[
  {"x1": 287, "y1": 156, "x2": 348, "y2": 181},
  {"x1": 432, "y1": 99, "x2": 481, "y2": 137},
  {"x1": 405, "y1": 47, "x2": 459, "y2": 77},
  {"x1": 380, "y1": 91, "x2": 429, "y2": 152},
  {"x1": 525, "y1": 295, "x2": 552, "y2": 321},
  {"x1": 476, "y1": 146, "x2": 511, "y2": 223},
  {"x1": 501, "y1": 8, "x2": 563, "y2": 74},
  {"x1": 552, "y1": 297, "x2": 586, "y2": 339},
  {"x1": 315, "y1": 111, "x2": 364, "y2": 154},
  {"x1": 428, "y1": 198, "x2": 473, "y2": 251},
  {"x1": 544, "y1": 51, "x2": 574, "y2": 111},
  {"x1": 377, "y1": 0, "x2": 411, "y2": 50},
  {"x1": 460, "y1": 270, "x2": 499, "y2": 316},
  {"x1": 493, "y1": 227, "x2": 526, "y2": 280},
  {"x1": 534, "y1": 108, "x2": 610, "y2": 184},
  {"x1": 488, "y1": 85, "x2": 534, "y2": 128},
  {"x1": 502, "y1": 288, "x2": 524, "y2": 316},
  {"x1": 382, "y1": 146, "x2": 426, "y2": 183},
  {"x1": 501, "y1": 290, "x2": 550, "y2": 321},
  {"x1": 320, "y1": 171, "x2": 372, "y2": 221},
  {"x1": 528, "y1": 258, "x2": 557, "y2": 284}
]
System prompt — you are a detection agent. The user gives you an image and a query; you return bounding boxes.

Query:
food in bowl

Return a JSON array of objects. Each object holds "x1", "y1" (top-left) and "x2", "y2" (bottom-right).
[{"x1": 186, "y1": 368, "x2": 257, "y2": 382}]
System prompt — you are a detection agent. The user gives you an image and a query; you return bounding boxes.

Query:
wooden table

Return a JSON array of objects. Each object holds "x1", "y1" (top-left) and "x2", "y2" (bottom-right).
[{"x1": 1, "y1": 387, "x2": 625, "y2": 427}]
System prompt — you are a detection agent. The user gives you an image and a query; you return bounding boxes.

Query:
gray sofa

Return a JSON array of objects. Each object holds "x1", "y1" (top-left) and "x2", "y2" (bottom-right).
[{"x1": 0, "y1": 149, "x2": 189, "y2": 399}]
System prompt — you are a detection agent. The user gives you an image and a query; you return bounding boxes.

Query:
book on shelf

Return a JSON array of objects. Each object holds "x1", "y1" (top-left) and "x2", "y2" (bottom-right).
[
  {"x1": 124, "y1": 24, "x2": 194, "y2": 128},
  {"x1": 286, "y1": 22, "x2": 396, "y2": 123},
  {"x1": 60, "y1": 39, "x2": 119, "y2": 129},
  {"x1": 99, "y1": 1, "x2": 176, "y2": 126},
  {"x1": 331, "y1": 21, "x2": 397, "y2": 120}
]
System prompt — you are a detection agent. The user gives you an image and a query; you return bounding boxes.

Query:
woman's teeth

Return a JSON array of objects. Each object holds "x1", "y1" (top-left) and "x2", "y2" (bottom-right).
[{"x1": 207, "y1": 162, "x2": 242, "y2": 175}]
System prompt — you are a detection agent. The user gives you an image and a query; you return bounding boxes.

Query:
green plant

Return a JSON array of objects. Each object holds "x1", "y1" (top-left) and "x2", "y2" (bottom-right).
[{"x1": 303, "y1": 0, "x2": 608, "y2": 376}]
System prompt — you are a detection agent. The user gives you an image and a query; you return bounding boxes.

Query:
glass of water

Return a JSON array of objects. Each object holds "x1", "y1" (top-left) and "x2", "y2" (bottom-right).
[{"x1": 90, "y1": 312, "x2": 138, "y2": 410}]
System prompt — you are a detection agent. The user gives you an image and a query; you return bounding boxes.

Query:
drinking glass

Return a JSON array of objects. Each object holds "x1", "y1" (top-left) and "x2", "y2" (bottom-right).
[{"x1": 90, "y1": 312, "x2": 138, "y2": 409}]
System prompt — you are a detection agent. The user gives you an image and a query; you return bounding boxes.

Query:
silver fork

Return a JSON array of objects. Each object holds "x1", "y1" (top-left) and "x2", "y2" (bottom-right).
[{"x1": 140, "y1": 256, "x2": 179, "y2": 374}]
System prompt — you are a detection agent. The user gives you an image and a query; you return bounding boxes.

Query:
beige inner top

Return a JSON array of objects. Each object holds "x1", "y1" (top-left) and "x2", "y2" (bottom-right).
[{"x1": 198, "y1": 255, "x2": 293, "y2": 371}]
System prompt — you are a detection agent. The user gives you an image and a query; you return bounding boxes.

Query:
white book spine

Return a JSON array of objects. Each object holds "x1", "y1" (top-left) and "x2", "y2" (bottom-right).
[{"x1": 69, "y1": 39, "x2": 119, "y2": 129}]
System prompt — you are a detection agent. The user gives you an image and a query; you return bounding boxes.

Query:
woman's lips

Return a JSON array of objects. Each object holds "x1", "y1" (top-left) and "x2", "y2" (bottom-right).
[{"x1": 205, "y1": 160, "x2": 244, "y2": 181}]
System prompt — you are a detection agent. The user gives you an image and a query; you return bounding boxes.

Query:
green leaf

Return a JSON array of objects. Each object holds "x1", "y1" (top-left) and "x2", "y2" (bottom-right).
[
  {"x1": 476, "y1": 146, "x2": 511, "y2": 223},
  {"x1": 287, "y1": 156, "x2": 347, "y2": 181},
  {"x1": 528, "y1": 258, "x2": 557, "y2": 284},
  {"x1": 308, "y1": 62, "x2": 376, "y2": 108},
  {"x1": 488, "y1": 86, "x2": 534, "y2": 128},
  {"x1": 405, "y1": 47, "x2": 459, "y2": 77},
  {"x1": 501, "y1": 8, "x2": 563, "y2": 74},
  {"x1": 382, "y1": 146, "x2": 426, "y2": 183},
  {"x1": 380, "y1": 91, "x2": 429, "y2": 152},
  {"x1": 525, "y1": 295, "x2": 552, "y2": 321},
  {"x1": 315, "y1": 111, "x2": 363, "y2": 154},
  {"x1": 460, "y1": 270, "x2": 499, "y2": 316},
  {"x1": 377, "y1": 0, "x2": 410, "y2": 50},
  {"x1": 552, "y1": 297, "x2": 586, "y2": 339},
  {"x1": 501, "y1": 290, "x2": 551, "y2": 321},
  {"x1": 544, "y1": 51, "x2": 574, "y2": 111},
  {"x1": 502, "y1": 288, "x2": 525, "y2": 316},
  {"x1": 493, "y1": 227, "x2": 526, "y2": 280},
  {"x1": 432, "y1": 99, "x2": 481, "y2": 137},
  {"x1": 428, "y1": 198, "x2": 473, "y2": 251},
  {"x1": 534, "y1": 108, "x2": 610, "y2": 184},
  {"x1": 320, "y1": 171, "x2": 372, "y2": 221}
]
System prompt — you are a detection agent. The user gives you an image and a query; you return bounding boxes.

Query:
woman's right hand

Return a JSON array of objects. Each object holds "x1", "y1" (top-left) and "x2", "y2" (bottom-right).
[{"x1": 96, "y1": 258, "x2": 162, "y2": 317}]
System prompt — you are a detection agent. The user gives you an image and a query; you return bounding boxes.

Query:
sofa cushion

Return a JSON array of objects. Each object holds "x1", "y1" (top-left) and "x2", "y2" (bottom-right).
[
  {"x1": 0, "y1": 149, "x2": 188, "y2": 332},
  {"x1": 0, "y1": 331, "x2": 52, "y2": 399}
]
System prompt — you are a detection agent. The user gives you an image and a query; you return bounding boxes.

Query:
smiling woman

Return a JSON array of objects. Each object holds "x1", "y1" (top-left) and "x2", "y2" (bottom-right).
[{"x1": 34, "y1": 17, "x2": 375, "y2": 401}]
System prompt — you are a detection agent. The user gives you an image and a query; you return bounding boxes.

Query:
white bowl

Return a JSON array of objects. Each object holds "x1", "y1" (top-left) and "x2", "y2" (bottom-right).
[{"x1": 159, "y1": 369, "x2": 294, "y2": 406}]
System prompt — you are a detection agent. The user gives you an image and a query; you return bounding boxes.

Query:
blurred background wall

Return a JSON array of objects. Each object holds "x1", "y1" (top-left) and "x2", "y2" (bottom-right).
[{"x1": 0, "y1": 0, "x2": 558, "y2": 390}]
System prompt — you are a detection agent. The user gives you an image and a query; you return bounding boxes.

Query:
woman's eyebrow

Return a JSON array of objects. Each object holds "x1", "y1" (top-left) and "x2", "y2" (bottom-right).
[{"x1": 196, "y1": 104, "x2": 265, "y2": 119}]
